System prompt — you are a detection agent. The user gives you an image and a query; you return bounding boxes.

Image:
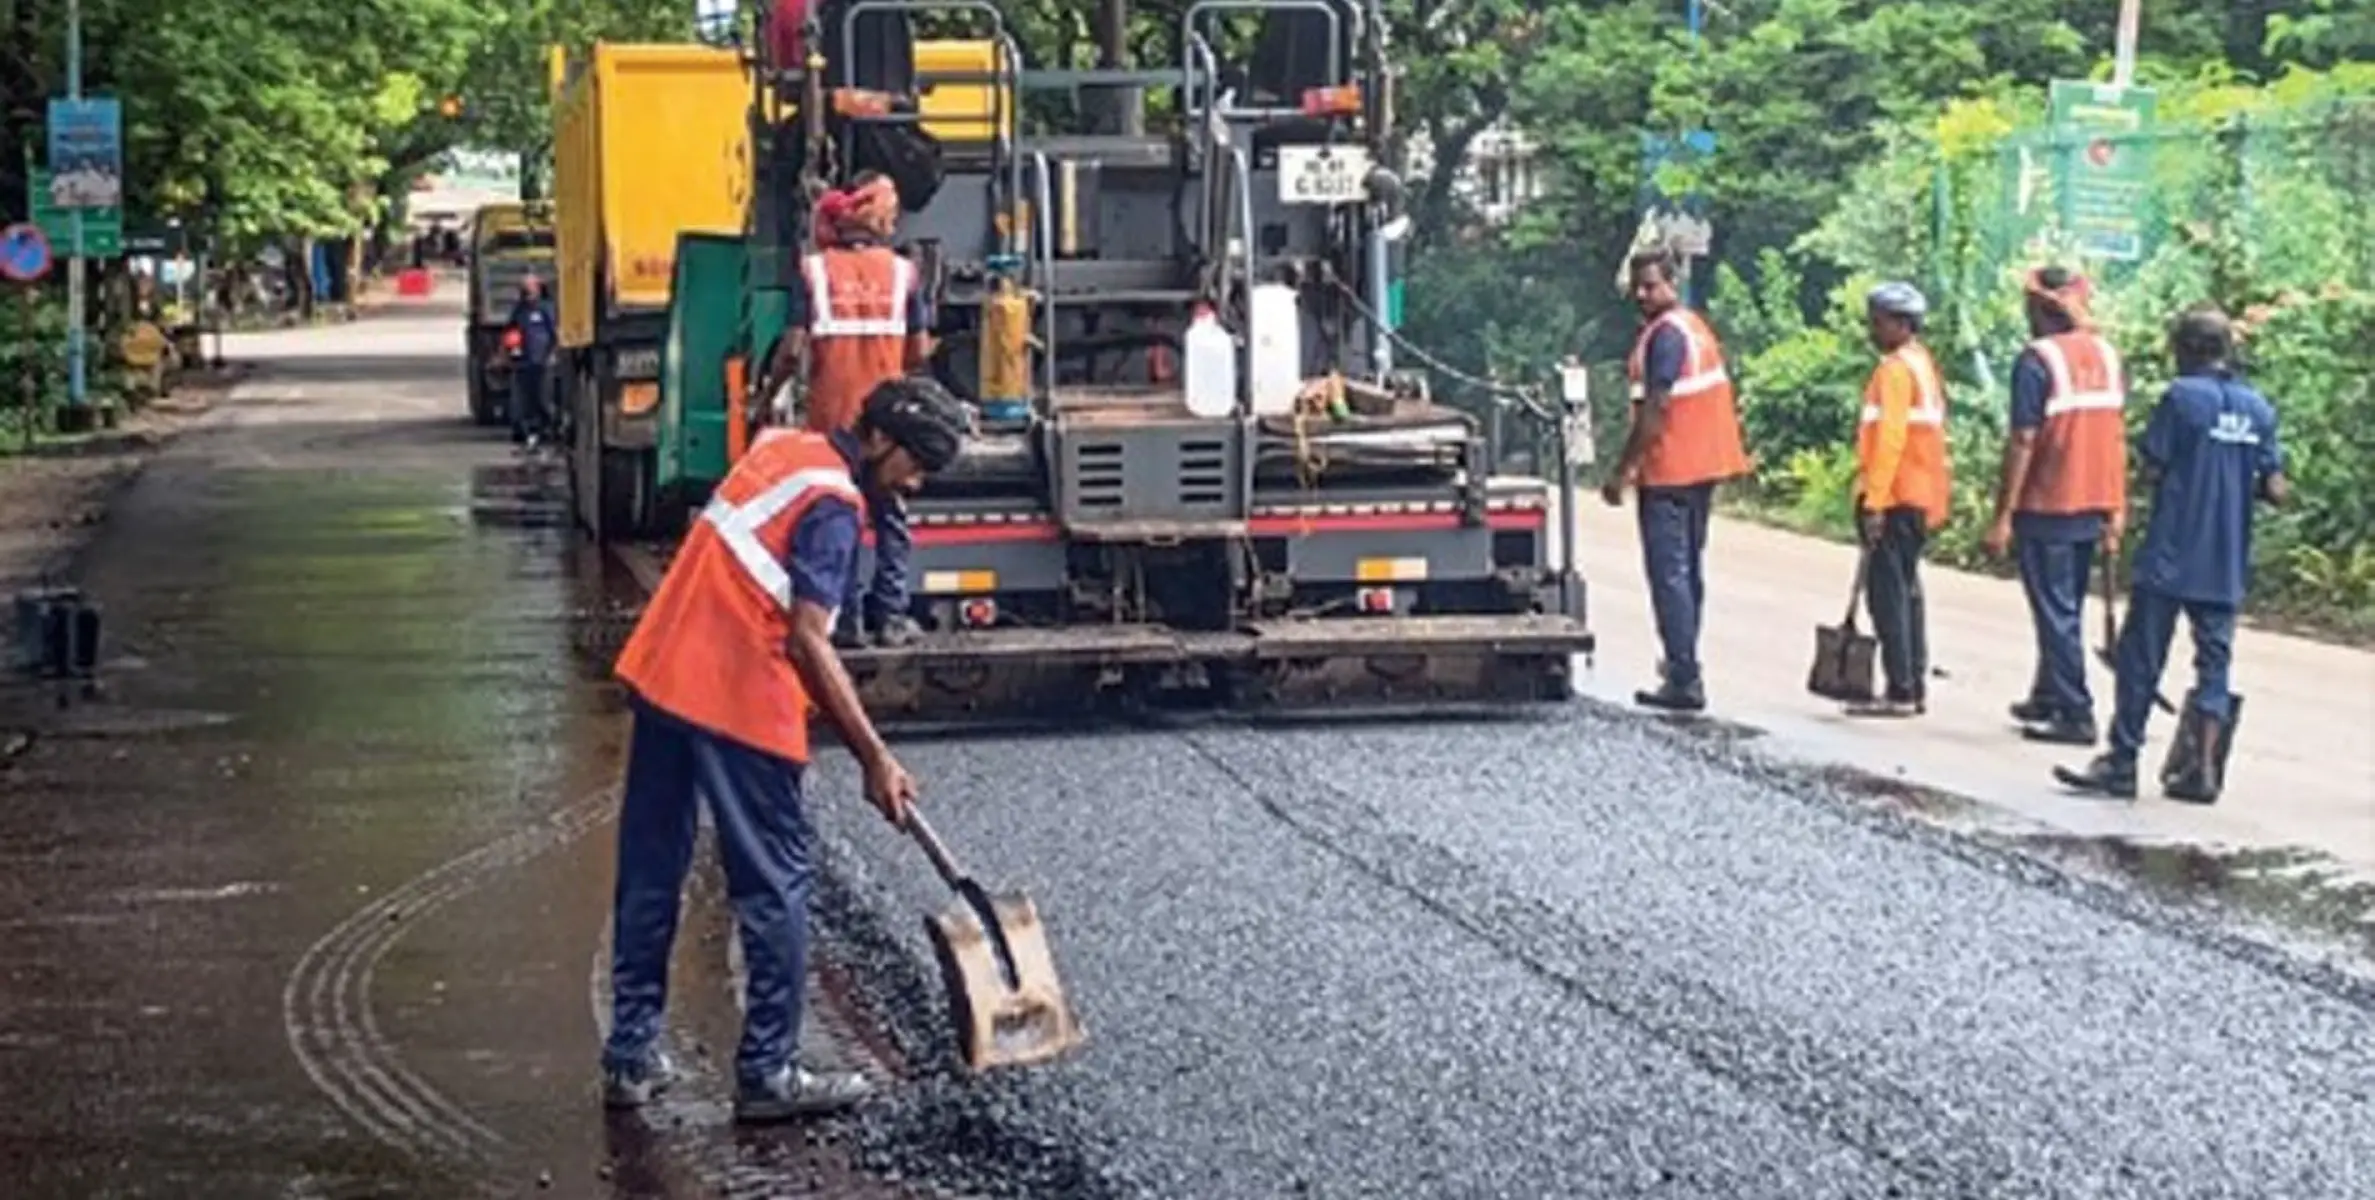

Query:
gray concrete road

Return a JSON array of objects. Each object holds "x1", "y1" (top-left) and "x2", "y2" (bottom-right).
[{"x1": 3, "y1": 288, "x2": 2370, "y2": 1198}]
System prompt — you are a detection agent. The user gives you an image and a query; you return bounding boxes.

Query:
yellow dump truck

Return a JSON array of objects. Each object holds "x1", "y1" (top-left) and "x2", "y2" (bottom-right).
[{"x1": 549, "y1": 43, "x2": 751, "y2": 538}]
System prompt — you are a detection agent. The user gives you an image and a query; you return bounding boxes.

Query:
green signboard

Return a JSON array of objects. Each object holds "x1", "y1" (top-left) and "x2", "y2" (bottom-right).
[
  {"x1": 28, "y1": 167, "x2": 122, "y2": 258},
  {"x1": 2048, "y1": 79, "x2": 2157, "y2": 262}
]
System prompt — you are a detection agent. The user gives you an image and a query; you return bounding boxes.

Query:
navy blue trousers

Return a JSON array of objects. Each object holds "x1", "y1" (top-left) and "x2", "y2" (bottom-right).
[
  {"x1": 1638, "y1": 483, "x2": 1715, "y2": 687},
  {"x1": 603, "y1": 698, "x2": 816, "y2": 1087},
  {"x1": 2017, "y1": 535, "x2": 2096, "y2": 718},
  {"x1": 2110, "y1": 585, "x2": 2236, "y2": 762},
  {"x1": 510, "y1": 363, "x2": 549, "y2": 441},
  {"x1": 850, "y1": 498, "x2": 913, "y2": 629}
]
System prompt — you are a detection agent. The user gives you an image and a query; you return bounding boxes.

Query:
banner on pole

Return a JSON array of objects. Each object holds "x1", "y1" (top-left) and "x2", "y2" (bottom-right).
[
  {"x1": 46, "y1": 97, "x2": 123, "y2": 210},
  {"x1": 2048, "y1": 80, "x2": 2157, "y2": 262},
  {"x1": 27, "y1": 168, "x2": 122, "y2": 258}
]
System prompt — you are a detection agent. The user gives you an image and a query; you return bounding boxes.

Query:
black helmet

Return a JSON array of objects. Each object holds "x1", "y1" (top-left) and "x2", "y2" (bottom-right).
[{"x1": 858, "y1": 375, "x2": 971, "y2": 473}]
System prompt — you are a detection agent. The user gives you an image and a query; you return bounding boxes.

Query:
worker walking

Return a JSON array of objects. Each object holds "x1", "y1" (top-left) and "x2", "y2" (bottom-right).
[
  {"x1": 1602, "y1": 248, "x2": 1753, "y2": 712},
  {"x1": 1848, "y1": 282, "x2": 1952, "y2": 717},
  {"x1": 763, "y1": 174, "x2": 938, "y2": 647},
  {"x1": 599, "y1": 378, "x2": 970, "y2": 1122},
  {"x1": 2055, "y1": 305, "x2": 2288, "y2": 803},
  {"x1": 1982, "y1": 266, "x2": 2128, "y2": 745},
  {"x1": 506, "y1": 275, "x2": 558, "y2": 450}
]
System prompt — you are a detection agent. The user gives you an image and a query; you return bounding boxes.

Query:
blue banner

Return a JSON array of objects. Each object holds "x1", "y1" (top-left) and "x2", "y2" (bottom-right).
[{"x1": 46, "y1": 97, "x2": 123, "y2": 210}]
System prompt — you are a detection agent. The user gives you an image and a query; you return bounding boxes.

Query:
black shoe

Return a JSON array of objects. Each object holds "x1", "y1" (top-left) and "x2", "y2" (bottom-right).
[
  {"x1": 1634, "y1": 679, "x2": 1706, "y2": 712},
  {"x1": 830, "y1": 619, "x2": 866, "y2": 651},
  {"x1": 2053, "y1": 753, "x2": 2137, "y2": 799},
  {"x1": 2021, "y1": 715, "x2": 2097, "y2": 746},
  {"x1": 871, "y1": 613, "x2": 922, "y2": 648},
  {"x1": 1844, "y1": 697, "x2": 1922, "y2": 719},
  {"x1": 2009, "y1": 698, "x2": 2054, "y2": 723}
]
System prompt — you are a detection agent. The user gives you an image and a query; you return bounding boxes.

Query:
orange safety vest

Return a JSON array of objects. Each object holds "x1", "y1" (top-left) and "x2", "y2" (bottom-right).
[
  {"x1": 1625, "y1": 307, "x2": 1752, "y2": 488},
  {"x1": 614, "y1": 429, "x2": 868, "y2": 764},
  {"x1": 1857, "y1": 340, "x2": 1952, "y2": 529},
  {"x1": 803, "y1": 246, "x2": 915, "y2": 435},
  {"x1": 2016, "y1": 331, "x2": 2128, "y2": 516}
]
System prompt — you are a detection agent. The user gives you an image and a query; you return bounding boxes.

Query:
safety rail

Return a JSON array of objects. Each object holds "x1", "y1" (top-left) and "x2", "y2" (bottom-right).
[
  {"x1": 1031, "y1": 149, "x2": 1059, "y2": 402},
  {"x1": 1179, "y1": 0, "x2": 1359, "y2": 121}
]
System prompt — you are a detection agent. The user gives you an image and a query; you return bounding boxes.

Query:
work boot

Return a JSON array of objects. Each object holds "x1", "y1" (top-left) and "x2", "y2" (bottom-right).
[
  {"x1": 1634, "y1": 678, "x2": 1706, "y2": 713},
  {"x1": 872, "y1": 613, "x2": 922, "y2": 649},
  {"x1": 2053, "y1": 752, "x2": 2137, "y2": 800},
  {"x1": 2008, "y1": 698, "x2": 2054, "y2": 723},
  {"x1": 2020, "y1": 713, "x2": 2097, "y2": 746},
  {"x1": 831, "y1": 614, "x2": 867, "y2": 651},
  {"x1": 1844, "y1": 694, "x2": 1921, "y2": 719},
  {"x1": 2163, "y1": 714, "x2": 2224, "y2": 805},
  {"x1": 601, "y1": 1048, "x2": 678, "y2": 1110},
  {"x1": 733, "y1": 1064, "x2": 873, "y2": 1124}
]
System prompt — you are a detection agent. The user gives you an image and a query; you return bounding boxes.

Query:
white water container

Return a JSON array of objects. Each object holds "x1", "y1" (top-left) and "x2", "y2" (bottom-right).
[
  {"x1": 1247, "y1": 281, "x2": 1303, "y2": 416},
  {"x1": 1182, "y1": 303, "x2": 1238, "y2": 419}
]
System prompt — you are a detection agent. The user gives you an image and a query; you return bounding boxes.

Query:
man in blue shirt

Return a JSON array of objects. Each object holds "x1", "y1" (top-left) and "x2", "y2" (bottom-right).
[
  {"x1": 507, "y1": 276, "x2": 559, "y2": 449},
  {"x1": 2055, "y1": 305, "x2": 2289, "y2": 803}
]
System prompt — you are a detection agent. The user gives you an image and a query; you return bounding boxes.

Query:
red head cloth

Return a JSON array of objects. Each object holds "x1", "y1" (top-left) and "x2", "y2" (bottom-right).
[{"x1": 2024, "y1": 267, "x2": 2095, "y2": 329}]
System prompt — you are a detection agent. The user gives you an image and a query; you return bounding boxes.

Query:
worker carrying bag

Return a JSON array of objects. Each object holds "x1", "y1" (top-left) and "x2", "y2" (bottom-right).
[{"x1": 1806, "y1": 550, "x2": 1879, "y2": 703}]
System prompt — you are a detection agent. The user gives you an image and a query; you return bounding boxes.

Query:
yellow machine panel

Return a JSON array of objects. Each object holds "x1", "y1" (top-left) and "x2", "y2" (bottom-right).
[
  {"x1": 552, "y1": 43, "x2": 751, "y2": 349},
  {"x1": 912, "y1": 40, "x2": 1012, "y2": 143}
]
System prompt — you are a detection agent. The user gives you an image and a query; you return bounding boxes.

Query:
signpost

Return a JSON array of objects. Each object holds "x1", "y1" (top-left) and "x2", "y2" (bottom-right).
[
  {"x1": 3, "y1": 222, "x2": 51, "y2": 446},
  {"x1": 1638, "y1": 129, "x2": 1717, "y2": 303},
  {"x1": 27, "y1": 168, "x2": 121, "y2": 258},
  {"x1": 2048, "y1": 79, "x2": 2157, "y2": 262}
]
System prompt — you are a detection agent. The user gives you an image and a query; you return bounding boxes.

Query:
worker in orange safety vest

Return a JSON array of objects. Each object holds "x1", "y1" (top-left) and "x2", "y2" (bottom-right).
[
  {"x1": 598, "y1": 377, "x2": 970, "y2": 1123},
  {"x1": 1601, "y1": 247, "x2": 1753, "y2": 713},
  {"x1": 1983, "y1": 266, "x2": 2129, "y2": 745},
  {"x1": 1847, "y1": 281, "x2": 1952, "y2": 718},
  {"x1": 762, "y1": 173, "x2": 939, "y2": 647}
]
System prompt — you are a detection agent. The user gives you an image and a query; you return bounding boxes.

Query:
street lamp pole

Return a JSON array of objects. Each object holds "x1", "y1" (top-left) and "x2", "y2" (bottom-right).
[
  {"x1": 65, "y1": 0, "x2": 88, "y2": 418},
  {"x1": 2113, "y1": 0, "x2": 2140, "y2": 89}
]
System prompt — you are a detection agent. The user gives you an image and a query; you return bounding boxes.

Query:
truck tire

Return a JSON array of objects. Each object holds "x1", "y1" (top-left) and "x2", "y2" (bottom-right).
[{"x1": 466, "y1": 350, "x2": 501, "y2": 426}]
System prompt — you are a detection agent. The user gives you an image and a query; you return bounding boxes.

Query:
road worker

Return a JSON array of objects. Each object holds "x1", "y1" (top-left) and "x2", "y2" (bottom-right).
[
  {"x1": 1602, "y1": 247, "x2": 1753, "y2": 713},
  {"x1": 505, "y1": 275, "x2": 557, "y2": 450},
  {"x1": 1847, "y1": 282, "x2": 1951, "y2": 718},
  {"x1": 763, "y1": 174, "x2": 938, "y2": 648},
  {"x1": 598, "y1": 377, "x2": 970, "y2": 1122},
  {"x1": 1982, "y1": 266, "x2": 2127, "y2": 745},
  {"x1": 2056, "y1": 305, "x2": 2288, "y2": 803}
]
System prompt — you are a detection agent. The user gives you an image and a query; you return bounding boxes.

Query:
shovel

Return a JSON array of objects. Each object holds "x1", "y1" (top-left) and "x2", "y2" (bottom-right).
[
  {"x1": 904, "y1": 808, "x2": 1084, "y2": 1073},
  {"x1": 2096, "y1": 558, "x2": 2176, "y2": 715}
]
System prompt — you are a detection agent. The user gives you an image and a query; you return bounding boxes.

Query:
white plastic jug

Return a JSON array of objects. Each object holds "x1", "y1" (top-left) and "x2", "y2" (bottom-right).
[
  {"x1": 1247, "y1": 281, "x2": 1303, "y2": 416},
  {"x1": 1182, "y1": 303, "x2": 1238, "y2": 419}
]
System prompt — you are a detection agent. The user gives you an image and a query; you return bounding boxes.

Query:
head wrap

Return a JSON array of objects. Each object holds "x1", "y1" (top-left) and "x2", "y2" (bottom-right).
[
  {"x1": 1866, "y1": 281, "x2": 1926, "y2": 318},
  {"x1": 812, "y1": 176, "x2": 899, "y2": 248},
  {"x1": 2023, "y1": 266, "x2": 2094, "y2": 328}
]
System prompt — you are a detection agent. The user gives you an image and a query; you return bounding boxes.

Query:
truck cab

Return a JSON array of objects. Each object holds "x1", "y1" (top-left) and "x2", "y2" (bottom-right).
[{"x1": 464, "y1": 202, "x2": 556, "y2": 426}]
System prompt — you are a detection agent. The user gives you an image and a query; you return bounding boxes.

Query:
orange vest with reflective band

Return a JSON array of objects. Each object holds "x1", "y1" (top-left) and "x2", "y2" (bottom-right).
[
  {"x1": 614, "y1": 429, "x2": 867, "y2": 764},
  {"x1": 1857, "y1": 340, "x2": 1952, "y2": 528},
  {"x1": 1626, "y1": 307, "x2": 1752, "y2": 487},
  {"x1": 2017, "y1": 331, "x2": 2128, "y2": 516},
  {"x1": 803, "y1": 247, "x2": 915, "y2": 435}
]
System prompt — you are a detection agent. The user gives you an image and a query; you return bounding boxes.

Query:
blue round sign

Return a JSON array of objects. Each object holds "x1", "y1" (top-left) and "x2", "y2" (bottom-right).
[{"x1": 1, "y1": 222, "x2": 53, "y2": 283}]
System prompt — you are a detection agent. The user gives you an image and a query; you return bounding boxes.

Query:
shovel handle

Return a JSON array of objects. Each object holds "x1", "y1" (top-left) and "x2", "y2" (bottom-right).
[{"x1": 904, "y1": 808, "x2": 968, "y2": 888}]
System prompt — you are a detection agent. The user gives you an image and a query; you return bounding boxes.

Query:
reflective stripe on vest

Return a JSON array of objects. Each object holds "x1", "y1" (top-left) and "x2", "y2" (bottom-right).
[
  {"x1": 699, "y1": 465, "x2": 861, "y2": 613},
  {"x1": 1860, "y1": 347, "x2": 1945, "y2": 427},
  {"x1": 804, "y1": 252, "x2": 914, "y2": 338},
  {"x1": 2031, "y1": 334, "x2": 2124, "y2": 417},
  {"x1": 1627, "y1": 309, "x2": 1732, "y2": 402}
]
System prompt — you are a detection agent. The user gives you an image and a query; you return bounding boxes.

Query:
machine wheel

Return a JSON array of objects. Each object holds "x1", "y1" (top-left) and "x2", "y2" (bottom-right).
[{"x1": 465, "y1": 351, "x2": 500, "y2": 425}]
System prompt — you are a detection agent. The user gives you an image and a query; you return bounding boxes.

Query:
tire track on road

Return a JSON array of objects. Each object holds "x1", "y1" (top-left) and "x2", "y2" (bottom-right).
[{"x1": 285, "y1": 787, "x2": 616, "y2": 1164}]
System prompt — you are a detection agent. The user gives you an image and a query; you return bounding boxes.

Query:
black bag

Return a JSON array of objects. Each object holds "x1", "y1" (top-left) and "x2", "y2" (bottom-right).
[{"x1": 1806, "y1": 551, "x2": 1878, "y2": 703}]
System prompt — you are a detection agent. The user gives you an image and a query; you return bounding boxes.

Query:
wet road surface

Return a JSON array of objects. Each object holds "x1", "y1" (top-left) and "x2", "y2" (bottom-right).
[{"x1": 4, "y1": 297, "x2": 2373, "y2": 1198}]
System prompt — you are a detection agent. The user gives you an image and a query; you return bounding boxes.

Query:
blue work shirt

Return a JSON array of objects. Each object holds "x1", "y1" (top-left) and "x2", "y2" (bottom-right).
[
  {"x1": 1642, "y1": 322, "x2": 1687, "y2": 397},
  {"x1": 509, "y1": 296, "x2": 557, "y2": 365},
  {"x1": 2008, "y1": 347, "x2": 2106, "y2": 543},
  {"x1": 2129, "y1": 368, "x2": 2284, "y2": 606},
  {"x1": 784, "y1": 430, "x2": 871, "y2": 612}
]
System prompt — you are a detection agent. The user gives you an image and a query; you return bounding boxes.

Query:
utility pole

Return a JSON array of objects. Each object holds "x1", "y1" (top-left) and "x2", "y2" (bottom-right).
[
  {"x1": 2113, "y1": 0, "x2": 2140, "y2": 88},
  {"x1": 64, "y1": 0, "x2": 87, "y2": 421}
]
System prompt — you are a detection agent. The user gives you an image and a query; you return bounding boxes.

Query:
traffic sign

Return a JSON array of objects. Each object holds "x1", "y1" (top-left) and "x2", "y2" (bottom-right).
[
  {"x1": 27, "y1": 167, "x2": 122, "y2": 258},
  {"x1": 0, "y1": 222, "x2": 53, "y2": 283}
]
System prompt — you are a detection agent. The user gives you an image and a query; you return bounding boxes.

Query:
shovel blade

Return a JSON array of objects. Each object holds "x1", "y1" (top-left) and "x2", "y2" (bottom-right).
[{"x1": 923, "y1": 890, "x2": 1084, "y2": 1072}]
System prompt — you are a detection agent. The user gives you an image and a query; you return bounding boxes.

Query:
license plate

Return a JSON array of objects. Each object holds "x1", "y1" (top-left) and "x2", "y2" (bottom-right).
[{"x1": 1277, "y1": 145, "x2": 1372, "y2": 206}]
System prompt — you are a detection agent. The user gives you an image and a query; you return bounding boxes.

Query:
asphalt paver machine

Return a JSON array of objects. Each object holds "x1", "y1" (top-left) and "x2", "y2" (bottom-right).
[{"x1": 652, "y1": 0, "x2": 1596, "y2": 722}]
